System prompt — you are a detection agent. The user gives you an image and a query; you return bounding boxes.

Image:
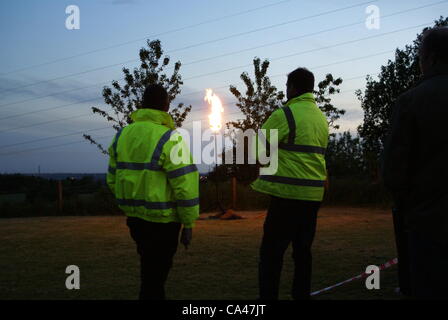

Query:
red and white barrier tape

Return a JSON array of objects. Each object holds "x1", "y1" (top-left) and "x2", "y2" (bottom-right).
[{"x1": 310, "y1": 258, "x2": 398, "y2": 296}]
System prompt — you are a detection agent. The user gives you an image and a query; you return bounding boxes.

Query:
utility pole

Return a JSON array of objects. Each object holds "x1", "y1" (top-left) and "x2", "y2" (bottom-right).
[
  {"x1": 214, "y1": 132, "x2": 224, "y2": 214},
  {"x1": 205, "y1": 88, "x2": 225, "y2": 215}
]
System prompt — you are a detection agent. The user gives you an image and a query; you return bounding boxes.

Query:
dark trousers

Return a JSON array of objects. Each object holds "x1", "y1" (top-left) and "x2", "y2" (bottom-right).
[
  {"x1": 127, "y1": 217, "x2": 181, "y2": 300},
  {"x1": 408, "y1": 230, "x2": 448, "y2": 299},
  {"x1": 392, "y1": 207, "x2": 412, "y2": 295},
  {"x1": 259, "y1": 196, "x2": 320, "y2": 300}
]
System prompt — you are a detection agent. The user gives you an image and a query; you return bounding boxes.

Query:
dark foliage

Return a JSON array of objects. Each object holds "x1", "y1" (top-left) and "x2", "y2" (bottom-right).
[
  {"x1": 223, "y1": 57, "x2": 345, "y2": 184},
  {"x1": 356, "y1": 17, "x2": 448, "y2": 175},
  {"x1": 84, "y1": 40, "x2": 192, "y2": 154}
]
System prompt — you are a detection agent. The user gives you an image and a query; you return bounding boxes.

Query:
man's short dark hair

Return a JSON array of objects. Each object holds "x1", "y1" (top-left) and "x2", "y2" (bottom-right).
[
  {"x1": 141, "y1": 84, "x2": 169, "y2": 110},
  {"x1": 420, "y1": 27, "x2": 448, "y2": 64},
  {"x1": 287, "y1": 67, "x2": 315, "y2": 93}
]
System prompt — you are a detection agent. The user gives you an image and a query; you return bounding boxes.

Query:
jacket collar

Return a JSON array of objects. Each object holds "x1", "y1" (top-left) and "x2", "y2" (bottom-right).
[
  {"x1": 286, "y1": 92, "x2": 315, "y2": 106},
  {"x1": 421, "y1": 63, "x2": 448, "y2": 82},
  {"x1": 130, "y1": 108, "x2": 175, "y2": 129}
]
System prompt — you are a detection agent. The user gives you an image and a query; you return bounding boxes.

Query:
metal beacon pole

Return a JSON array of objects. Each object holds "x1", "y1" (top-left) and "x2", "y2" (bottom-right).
[{"x1": 204, "y1": 89, "x2": 225, "y2": 215}]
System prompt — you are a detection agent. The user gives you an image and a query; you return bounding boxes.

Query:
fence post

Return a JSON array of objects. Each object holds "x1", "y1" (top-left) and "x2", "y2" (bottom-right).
[
  {"x1": 232, "y1": 176, "x2": 237, "y2": 209},
  {"x1": 57, "y1": 180, "x2": 63, "y2": 212}
]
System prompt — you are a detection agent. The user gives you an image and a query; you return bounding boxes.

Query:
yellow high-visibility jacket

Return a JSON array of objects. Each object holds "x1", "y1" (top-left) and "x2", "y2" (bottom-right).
[
  {"x1": 107, "y1": 108, "x2": 199, "y2": 227},
  {"x1": 251, "y1": 93, "x2": 329, "y2": 201}
]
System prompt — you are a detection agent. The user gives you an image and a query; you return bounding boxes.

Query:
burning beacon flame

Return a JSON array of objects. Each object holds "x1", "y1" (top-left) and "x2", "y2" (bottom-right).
[{"x1": 204, "y1": 89, "x2": 224, "y2": 132}]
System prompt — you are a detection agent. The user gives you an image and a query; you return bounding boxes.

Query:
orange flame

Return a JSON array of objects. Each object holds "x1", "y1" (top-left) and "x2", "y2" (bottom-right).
[{"x1": 204, "y1": 89, "x2": 224, "y2": 132}]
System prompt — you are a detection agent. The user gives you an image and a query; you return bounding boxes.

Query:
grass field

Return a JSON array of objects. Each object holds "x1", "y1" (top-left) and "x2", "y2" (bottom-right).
[{"x1": 0, "y1": 207, "x2": 400, "y2": 300}]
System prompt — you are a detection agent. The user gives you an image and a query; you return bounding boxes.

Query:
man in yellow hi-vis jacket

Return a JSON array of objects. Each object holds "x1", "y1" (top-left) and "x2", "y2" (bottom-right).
[
  {"x1": 107, "y1": 84, "x2": 199, "y2": 300},
  {"x1": 252, "y1": 68, "x2": 329, "y2": 300}
]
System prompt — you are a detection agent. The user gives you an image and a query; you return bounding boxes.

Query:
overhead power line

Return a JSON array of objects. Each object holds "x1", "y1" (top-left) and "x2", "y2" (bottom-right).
[
  {"x1": 0, "y1": 95, "x2": 362, "y2": 156},
  {"x1": 0, "y1": 0, "x2": 377, "y2": 95},
  {"x1": 0, "y1": 97, "x2": 103, "y2": 121},
  {"x1": 0, "y1": 19, "x2": 430, "y2": 123},
  {"x1": 0, "y1": 101, "x2": 238, "y2": 149},
  {"x1": 0, "y1": 135, "x2": 113, "y2": 157},
  {"x1": 0, "y1": 112, "x2": 241, "y2": 156},
  {"x1": 0, "y1": 48, "x2": 390, "y2": 123},
  {"x1": 0, "y1": 110, "x2": 243, "y2": 156},
  {"x1": 0, "y1": 0, "x2": 441, "y2": 108},
  {"x1": 183, "y1": 22, "x2": 430, "y2": 81},
  {"x1": 2, "y1": 102, "x2": 359, "y2": 157},
  {"x1": 0, "y1": 70, "x2": 382, "y2": 155},
  {"x1": 0, "y1": 71, "x2": 375, "y2": 134},
  {"x1": 0, "y1": 50, "x2": 390, "y2": 152},
  {"x1": 0, "y1": 113, "x2": 94, "y2": 134},
  {"x1": 0, "y1": 126, "x2": 112, "y2": 150},
  {"x1": 0, "y1": 0, "x2": 295, "y2": 76},
  {"x1": 0, "y1": 80, "x2": 111, "y2": 109}
]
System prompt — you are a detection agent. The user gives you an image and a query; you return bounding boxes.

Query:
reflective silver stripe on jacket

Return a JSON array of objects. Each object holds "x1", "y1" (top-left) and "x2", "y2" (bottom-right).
[
  {"x1": 167, "y1": 164, "x2": 198, "y2": 179},
  {"x1": 278, "y1": 143, "x2": 326, "y2": 155},
  {"x1": 113, "y1": 129, "x2": 174, "y2": 172},
  {"x1": 117, "y1": 198, "x2": 174, "y2": 209},
  {"x1": 150, "y1": 129, "x2": 174, "y2": 169},
  {"x1": 177, "y1": 197, "x2": 200, "y2": 207},
  {"x1": 117, "y1": 197, "x2": 199, "y2": 209},
  {"x1": 259, "y1": 175, "x2": 325, "y2": 187},
  {"x1": 116, "y1": 162, "x2": 160, "y2": 171},
  {"x1": 282, "y1": 106, "x2": 296, "y2": 144},
  {"x1": 279, "y1": 105, "x2": 326, "y2": 155},
  {"x1": 112, "y1": 128, "x2": 124, "y2": 158}
]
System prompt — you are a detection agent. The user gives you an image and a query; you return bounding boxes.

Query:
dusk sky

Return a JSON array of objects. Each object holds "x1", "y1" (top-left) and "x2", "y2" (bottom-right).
[{"x1": 0, "y1": 0, "x2": 446, "y2": 173}]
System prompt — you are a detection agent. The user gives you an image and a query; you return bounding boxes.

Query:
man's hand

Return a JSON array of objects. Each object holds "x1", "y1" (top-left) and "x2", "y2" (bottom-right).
[{"x1": 180, "y1": 227, "x2": 192, "y2": 249}]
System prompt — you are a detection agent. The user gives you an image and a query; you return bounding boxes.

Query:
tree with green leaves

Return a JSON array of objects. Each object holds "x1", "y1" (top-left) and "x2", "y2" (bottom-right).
[
  {"x1": 326, "y1": 131, "x2": 365, "y2": 178},
  {"x1": 227, "y1": 57, "x2": 345, "y2": 132},
  {"x1": 222, "y1": 57, "x2": 345, "y2": 183},
  {"x1": 219, "y1": 58, "x2": 283, "y2": 182},
  {"x1": 84, "y1": 40, "x2": 192, "y2": 154},
  {"x1": 227, "y1": 57, "x2": 285, "y2": 132},
  {"x1": 315, "y1": 73, "x2": 346, "y2": 131},
  {"x1": 357, "y1": 17, "x2": 447, "y2": 171}
]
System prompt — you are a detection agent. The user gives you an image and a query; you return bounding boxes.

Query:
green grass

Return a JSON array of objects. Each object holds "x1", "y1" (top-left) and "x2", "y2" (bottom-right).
[{"x1": 0, "y1": 207, "x2": 400, "y2": 300}]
